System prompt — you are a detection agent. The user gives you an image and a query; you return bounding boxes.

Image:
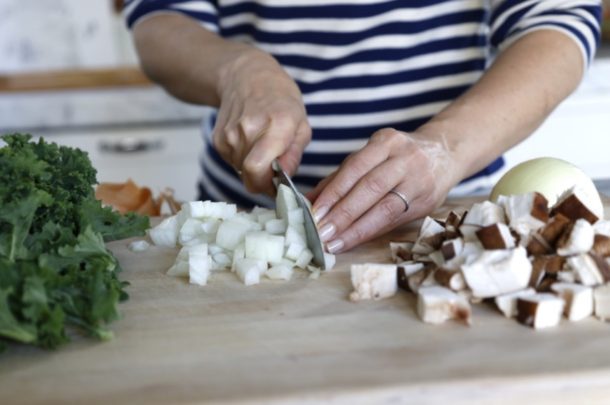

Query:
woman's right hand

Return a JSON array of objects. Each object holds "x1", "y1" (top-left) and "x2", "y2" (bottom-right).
[{"x1": 213, "y1": 49, "x2": 311, "y2": 195}]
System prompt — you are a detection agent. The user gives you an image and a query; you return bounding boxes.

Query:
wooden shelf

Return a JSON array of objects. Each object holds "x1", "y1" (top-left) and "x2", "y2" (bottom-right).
[{"x1": 0, "y1": 67, "x2": 153, "y2": 93}]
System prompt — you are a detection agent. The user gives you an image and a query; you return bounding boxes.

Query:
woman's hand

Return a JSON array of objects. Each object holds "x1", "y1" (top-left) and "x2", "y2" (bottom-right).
[
  {"x1": 213, "y1": 49, "x2": 311, "y2": 195},
  {"x1": 308, "y1": 128, "x2": 461, "y2": 253}
]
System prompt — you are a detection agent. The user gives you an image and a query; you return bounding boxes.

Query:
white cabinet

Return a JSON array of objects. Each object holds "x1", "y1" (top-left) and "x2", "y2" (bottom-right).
[{"x1": 38, "y1": 124, "x2": 204, "y2": 202}]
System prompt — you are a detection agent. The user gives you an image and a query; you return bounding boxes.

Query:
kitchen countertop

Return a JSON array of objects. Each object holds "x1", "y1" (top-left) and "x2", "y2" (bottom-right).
[{"x1": 1, "y1": 196, "x2": 610, "y2": 405}]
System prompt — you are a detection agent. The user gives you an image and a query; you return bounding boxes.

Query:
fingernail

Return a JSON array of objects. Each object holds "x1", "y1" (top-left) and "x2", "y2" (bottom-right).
[
  {"x1": 313, "y1": 205, "x2": 329, "y2": 223},
  {"x1": 318, "y1": 223, "x2": 335, "y2": 242},
  {"x1": 326, "y1": 239, "x2": 344, "y2": 254}
]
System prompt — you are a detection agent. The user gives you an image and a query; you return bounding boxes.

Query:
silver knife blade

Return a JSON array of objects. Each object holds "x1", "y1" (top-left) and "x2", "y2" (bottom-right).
[{"x1": 272, "y1": 159, "x2": 326, "y2": 270}]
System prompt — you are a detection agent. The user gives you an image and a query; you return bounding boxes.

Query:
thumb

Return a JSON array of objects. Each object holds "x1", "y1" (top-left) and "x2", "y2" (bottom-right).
[{"x1": 278, "y1": 121, "x2": 311, "y2": 176}]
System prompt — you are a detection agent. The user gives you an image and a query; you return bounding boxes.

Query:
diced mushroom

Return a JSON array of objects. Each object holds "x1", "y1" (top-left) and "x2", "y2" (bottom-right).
[
  {"x1": 416, "y1": 286, "x2": 471, "y2": 325},
  {"x1": 551, "y1": 186, "x2": 601, "y2": 224},
  {"x1": 494, "y1": 288, "x2": 536, "y2": 318},
  {"x1": 389, "y1": 242, "x2": 414, "y2": 263},
  {"x1": 550, "y1": 282, "x2": 593, "y2": 321},
  {"x1": 397, "y1": 262, "x2": 426, "y2": 291},
  {"x1": 594, "y1": 220, "x2": 610, "y2": 237},
  {"x1": 444, "y1": 241, "x2": 484, "y2": 270},
  {"x1": 516, "y1": 293, "x2": 565, "y2": 329},
  {"x1": 412, "y1": 217, "x2": 446, "y2": 254},
  {"x1": 592, "y1": 234, "x2": 610, "y2": 257},
  {"x1": 461, "y1": 246, "x2": 532, "y2": 298},
  {"x1": 349, "y1": 263, "x2": 398, "y2": 301},
  {"x1": 407, "y1": 265, "x2": 437, "y2": 293},
  {"x1": 441, "y1": 238, "x2": 464, "y2": 261},
  {"x1": 444, "y1": 210, "x2": 465, "y2": 232},
  {"x1": 567, "y1": 253, "x2": 610, "y2": 286},
  {"x1": 556, "y1": 219, "x2": 594, "y2": 256},
  {"x1": 539, "y1": 213, "x2": 572, "y2": 248},
  {"x1": 526, "y1": 233, "x2": 553, "y2": 256},
  {"x1": 476, "y1": 223, "x2": 516, "y2": 250},
  {"x1": 594, "y1": 284, "x2": 610, "y2": 321},
  {"x1": 529, "y1": 255, "x2": 566, "y2": 288},
  {"x1": 434, "y1": 268, "x2": 466, "y2": 291},
  {"x1": 497, "y1": 192, "x2": 549, "y2": 238}
]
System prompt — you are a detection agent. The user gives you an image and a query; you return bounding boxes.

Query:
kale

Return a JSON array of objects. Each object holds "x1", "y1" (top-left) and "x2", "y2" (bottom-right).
[{"x1": 0, "y1": 134, "x2": 149, "y2": 351}]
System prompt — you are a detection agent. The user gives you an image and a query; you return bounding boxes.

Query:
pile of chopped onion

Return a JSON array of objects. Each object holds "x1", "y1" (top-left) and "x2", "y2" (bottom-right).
[{"x1": 145, "y1": 184, "x2": 334, "y2": 286}]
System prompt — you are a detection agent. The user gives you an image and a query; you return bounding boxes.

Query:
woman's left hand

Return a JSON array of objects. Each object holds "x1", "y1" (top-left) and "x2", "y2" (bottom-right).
[{"x1": 307, "y1": 128, "x2": 460, "y2": 253}]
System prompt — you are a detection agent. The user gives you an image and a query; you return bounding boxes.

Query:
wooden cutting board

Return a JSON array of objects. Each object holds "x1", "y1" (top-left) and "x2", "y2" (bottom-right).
[{"x1": 1, "y1": 196, "x2": 610, "y2": 405}]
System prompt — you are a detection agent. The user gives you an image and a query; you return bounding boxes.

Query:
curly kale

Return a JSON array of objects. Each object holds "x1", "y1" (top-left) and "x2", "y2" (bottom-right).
[{"x1": 0, "y1": 134, "x2": 149, "y2": 350}]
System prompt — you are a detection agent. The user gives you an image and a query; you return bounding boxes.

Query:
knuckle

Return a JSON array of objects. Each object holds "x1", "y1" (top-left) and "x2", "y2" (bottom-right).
[
  {"x1": 378, "y1": 198, "x2": 398, "y2": 223},
  {"x1": 238, "y1": 116, "x2": 261, "y2": 136},
  {"x1": 350, "y1": 225, "x2": 369, "y2": 246},
  {"x1": 363, "y1": 175, "x2": 387, "y2": 195},
  {"x1": 333, "y1": 204, "x2": 357, "y2": 226}
]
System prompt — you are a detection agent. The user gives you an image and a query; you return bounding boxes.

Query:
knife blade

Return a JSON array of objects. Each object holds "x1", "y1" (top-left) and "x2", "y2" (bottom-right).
[{"x1": 271, "y1": 159, "x2": 327, "y2": 270}]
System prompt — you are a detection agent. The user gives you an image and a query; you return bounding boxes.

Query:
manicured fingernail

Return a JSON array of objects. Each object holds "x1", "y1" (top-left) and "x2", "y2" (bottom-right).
[
  {"x1": 318, "y1": 223, "x2": 335, "y2": 242},
  {"x1": 326, "y1": 239, "x2": 344, "y2": 254},
  {"x1": 313, "y1": 205, "x2": 329, "y2": 223}
]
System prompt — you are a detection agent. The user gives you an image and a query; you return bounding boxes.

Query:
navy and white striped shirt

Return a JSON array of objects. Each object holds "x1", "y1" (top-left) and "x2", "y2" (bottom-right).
[{"x1": 125, "y1": 0, "x2": 601, "y2": 208}]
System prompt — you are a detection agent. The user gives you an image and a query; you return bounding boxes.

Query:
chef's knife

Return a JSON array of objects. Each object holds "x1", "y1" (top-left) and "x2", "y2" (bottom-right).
[{"x1": 272, "y1": 160, "x2": 327, "y2": 270}]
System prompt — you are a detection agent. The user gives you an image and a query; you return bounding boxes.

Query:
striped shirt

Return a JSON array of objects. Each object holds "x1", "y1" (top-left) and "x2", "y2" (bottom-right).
[{"x1": 125, "y1": 0, "x2": 601, "y2": 208}]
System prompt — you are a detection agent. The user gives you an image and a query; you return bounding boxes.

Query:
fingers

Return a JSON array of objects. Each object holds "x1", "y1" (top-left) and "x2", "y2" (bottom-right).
[
  {"x1": 311, "y1": 138, "x2": 390, "y2": 221},
  {"x1": 241, "y1": 115, "x2": 308, "y2": 194},
  {"x1": 326, "y1": 191, "x2": 430, "y2": 253},
  {"x1": 316, "y1": 159, "x2": 404, "y2": 242}
]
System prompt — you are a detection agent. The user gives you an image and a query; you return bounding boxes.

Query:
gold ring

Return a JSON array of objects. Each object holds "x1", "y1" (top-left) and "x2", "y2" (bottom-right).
[{"x1": 388, "y1": 189, "x2": 410, "y2": 212}]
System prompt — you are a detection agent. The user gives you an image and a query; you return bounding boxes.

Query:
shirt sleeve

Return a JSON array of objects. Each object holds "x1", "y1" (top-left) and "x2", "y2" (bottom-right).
[
  {"x1": 490, "y1": 0, "x2": 602, "y2": 68},
  {"x1": 123, "y1": 0, "x2": 219, "y2": 33}
]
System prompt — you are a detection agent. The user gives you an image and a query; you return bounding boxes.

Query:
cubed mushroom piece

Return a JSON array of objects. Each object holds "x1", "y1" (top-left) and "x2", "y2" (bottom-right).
[
  {"x1": 389, "y1": 242, "x2": 414, "y2": 263},
  {"x1": 550, "y1": 282, "x2": 593, "y2": 321},
  {"x1": 494, "y1": 288, "x2": 536, "y2": 318},
  {"x1": 397, "y1": 262, "x2": 426, "y2": 291},
  {"x1": 461, "y1": 246, "x2": 532, "y2": 298},
  {"x1": 444, "y1": 210, "x2": 465, "y2": 232},
  {"x1": 407, "y1": 265, "x2": 438, "y2": 293},
  {"x1": 459, "y1": 201, "x2": 505, "y2": 241},
  {"x1": 434, "y1": 268, "x2": 466, "y2": 291},
  {"x1": 594, "y1": 284, "x2": 610, "y2": 321},
  {"x1": 441, "y1": 238, "x2": 464, "y2": 261},
  {"x1": 567, "y1": 253, "x2": 610, "y2": 286},
  {"x1": 516, "y1": 293, "x2": 565, "y2": 329},
  {"x1": 497, "y1": 192, "x2": 549, "y2": 237},
  {"x1": 556, "y1": 219, "x2": 594, "y2": 256},
  {"x1": 444, "y1": 241, "x2": 484, "y2": 271},
  {"x1": 416, "y1": 286, "x2": 471, "y2": 325},
  {"x1": 349, "y1": 263, "x2": 397, "y2": 301},
  {"x1": 476, "y1": 223, "x2": 516, "y2": 250},
  {"x1": 594, "y1": 220, "x2": 610, "y2": 237},
  {"x1": 412, "y1": 217, "x2": 446, "y2": 254},
  {"x1": 551, "y1": 186, "x2": 601, "y2": 224},
  {"x1": 593, "y1": 234, "x2": 610, "y2": 257}
]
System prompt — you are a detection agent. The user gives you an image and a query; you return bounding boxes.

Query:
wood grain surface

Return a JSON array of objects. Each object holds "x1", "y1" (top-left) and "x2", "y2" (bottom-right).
[{"x1": 1, "y1": 197, "x2": 610, "y2": 405}]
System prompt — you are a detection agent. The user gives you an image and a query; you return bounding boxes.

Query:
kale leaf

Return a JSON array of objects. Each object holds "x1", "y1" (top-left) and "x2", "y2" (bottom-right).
[{"x1": 0, "y1": 134, "x2": 150, "y2": 351}]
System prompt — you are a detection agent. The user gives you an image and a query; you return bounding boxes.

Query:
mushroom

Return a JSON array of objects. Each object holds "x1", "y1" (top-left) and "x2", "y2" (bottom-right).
[
  {"x1": 516, "y1": 293, "x2": 565, "y2": 329},
  {"x1": 497, "y1": 192, "x2": 549, "y2": 237},
  {"x1": 461, "y1": 246, "x2": 532, "y2": 298},
  {"x1": 434, "y1": 268, "x2": 466, "y2": 291},
  {"x1": 594, "y1": 220, "x2": 610, "y2": 237},
  {"x1": 550, "y1": 282, "x2": 593, "y2": 321},
  {"x1": 416, "y1": 286, "x2": 471, "y2": 325},
  {"x1": 412, "y1": 217, "x2": 446, "y2": 254},
  {"x1": 494, "y1": 288, "x2": 536, "y2": 318},
  {"x1": 397, "y1": 261, "x2": 426, "y2": 291},
  {"x1": 459, "y1": 201, "x2": 506, "y2": 241},
  {"x1": 551, "y1": 186, "x2": 600, "y2": 224},
  {"x1": 566, "y1": 253, "x2": 610, "y2": 286},
  {"x1": 407, "y1": 265, "x2": 438, "y2": 293},
  {"x1": 476, "y1": 223, "x2": 516, "y2": 250},
  {"x1": 389, "y1": 242, "x2": 414, "y2": 263},
  {"x1": 441, "y1": 237, "x2": 464, "y2": 261},
  {"x1": 593, "y1": 284, "x2": 610, "y2": 321},
  {"x1": 592, "y1": 234, "x2": 610, "y2": 257},
  {"x1": 349, "y1": 263, "x2": 398, "y2": 301},
  {"x1": 556, "y1": 219, "x2": 594, "y2": 256}
]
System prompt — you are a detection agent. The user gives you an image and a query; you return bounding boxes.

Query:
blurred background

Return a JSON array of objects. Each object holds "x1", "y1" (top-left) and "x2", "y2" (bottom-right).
[{"x1": 0, "y1": 0, "x2": 609, "y2": 201}]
